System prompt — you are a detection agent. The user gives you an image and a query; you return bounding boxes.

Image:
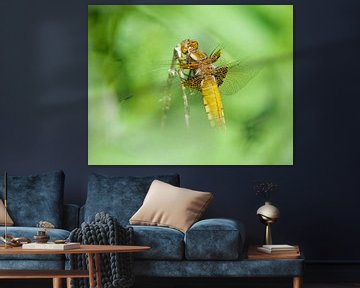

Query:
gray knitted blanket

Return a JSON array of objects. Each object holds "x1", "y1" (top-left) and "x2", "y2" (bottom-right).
[{"x1": 68, "y1": 212, "x2": 134, "y2": 288}]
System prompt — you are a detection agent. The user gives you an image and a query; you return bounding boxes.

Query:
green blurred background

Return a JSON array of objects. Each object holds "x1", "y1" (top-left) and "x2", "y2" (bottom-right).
[{"x1": 88, "y1": 5, "x2": 293, "y2": 165}]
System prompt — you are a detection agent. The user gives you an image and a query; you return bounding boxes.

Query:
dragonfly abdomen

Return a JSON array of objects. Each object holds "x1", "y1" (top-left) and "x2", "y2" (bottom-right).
[{"x1": 201, "y1": 77, "x2": 225, "y2": 128}]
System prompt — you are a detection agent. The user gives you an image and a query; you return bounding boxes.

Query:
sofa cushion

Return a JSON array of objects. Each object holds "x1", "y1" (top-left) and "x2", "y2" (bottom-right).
[
  {"x1": 84, "y1": 173, "x2": 180, "y2": 225},
  {"x1": 130, "y1": 180, "x2": 213, "y2": 233},
  {"x1": 0, "y1": 170, "x2": 64, "y2": 227},
  {"x1": 0, "y1": 199, "x2": 14, "y2": 226},
  {"x1": 133, "y1": 258, "x2": 304, "y2": 277},
  {"x1": 0, "y1": 227, "x2": 70, "y2": 261},
  {"x1": 130, "y1": 225, "x2": 184, "y2": 260},
  {"x1": 184, "y1": 218, "x2": 245, "y2": 260}
]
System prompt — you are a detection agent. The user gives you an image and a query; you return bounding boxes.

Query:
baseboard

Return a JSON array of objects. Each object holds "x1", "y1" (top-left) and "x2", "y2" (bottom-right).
[
  {"x1": 136, "y1": 277, "x2": 294, "y2": 288},
  {"x1": 304, "y1": 261, "x2": 360, "y2": 282}
]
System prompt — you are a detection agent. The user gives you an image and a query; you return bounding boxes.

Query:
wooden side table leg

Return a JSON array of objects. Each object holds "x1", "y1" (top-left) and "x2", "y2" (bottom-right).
[
  {"x1": 293, "y1": 276, "x2": 302, "y2": 288},
  {"x1": 95, "y1": 253, "x2": 102, "y2": 288},
  {"x1": 52, "y1": 278, "x2": 62, "y2": 288},
  {"x1": 88, "y1": 253, "x2": 95, "y2": 288}
]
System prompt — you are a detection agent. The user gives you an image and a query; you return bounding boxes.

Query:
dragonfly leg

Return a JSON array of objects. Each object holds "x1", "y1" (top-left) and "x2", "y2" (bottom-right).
[
  {"x1": 210, "y1": 49, "x2": 222, "y2": 63},
  {"x1": 161, "y1": 78, "x2": 174, "y2": 128},
  {"x1": 162, "y1": 62, "x2": 192, "y2": 128},
  {"x1": 177, "y1": 69, "x2": 191, "y2": 127},
  {"x1": 168, "y1": 46, "x2": 182, "y2": 78},
  {"x1": 181, "y1": 84, "x2": 190, "y2": 128},
  {"x1": 163, "y1": 41, "x2": 202, "y2": 128},
  {"x1": 162, "y1": 47, "x2": 181, "y2": 128},
  {"x1": 179, "y1": 62, "x2": 199, "y2": 70}
]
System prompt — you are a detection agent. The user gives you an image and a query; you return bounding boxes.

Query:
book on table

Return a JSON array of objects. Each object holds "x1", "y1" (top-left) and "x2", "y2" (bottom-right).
[
  {"x1": 248, "y1": 245, "x2": 300, "y2": 260},
  {"x1": 256, "y1": 244, "x2": 299, "y2": 254},
  {"x1": 22, "y1": 242, "x2": 80, "y2": 250}
]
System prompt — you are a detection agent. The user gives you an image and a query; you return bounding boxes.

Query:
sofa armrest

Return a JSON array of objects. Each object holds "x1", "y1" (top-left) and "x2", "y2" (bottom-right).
[
  {"x1": 184, "y1": 218, "x2": 245, "y2": 260},
  {"x1": 63, "y1": 204, "x2": 80, "y2": 231}
]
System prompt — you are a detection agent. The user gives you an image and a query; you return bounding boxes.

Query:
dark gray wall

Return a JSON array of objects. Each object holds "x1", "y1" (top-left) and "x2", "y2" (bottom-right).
[{"x1": 1, "y1": 0, "x2": 359, "y2": 264}]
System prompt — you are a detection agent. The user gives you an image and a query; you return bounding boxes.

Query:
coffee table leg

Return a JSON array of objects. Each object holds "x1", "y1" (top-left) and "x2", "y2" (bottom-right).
[
  {"x1": 66, "y1": 277, "x2": 72, "y2": 288},
  {"x1": 88, "y1": 253, "x2": 95, "y2": 288},
  {"x1": 52, "y1": 278, "x2": 62, "y2": 288},
  {"x1": 293, "y1": 276, "x2": 302, "y2": 288},
  {"x1": 95, "y1": 253, "x2": 102, "y2": 288}
]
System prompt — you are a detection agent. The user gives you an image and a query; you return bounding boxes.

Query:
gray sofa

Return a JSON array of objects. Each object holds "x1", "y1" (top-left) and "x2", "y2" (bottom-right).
[
  {"x1": 0, "y1": 170, "x2": 78, "y2": 270},
  {"x1": 81, "y1": 173, "x2": 304, "y2": 282}
]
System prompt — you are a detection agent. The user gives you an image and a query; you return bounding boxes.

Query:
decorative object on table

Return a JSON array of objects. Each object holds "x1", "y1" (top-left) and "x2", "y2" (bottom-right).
[
  {"x1": 0, "y1": 234, "x2": 31, "y2": 247},
  {"x1": 54, "y1": 239, "x2": 67, "y2": 244},
  {"x1": 37, "y1": 220, "x2": 55, "y2": 232},
  {"x1": 254, "y1": 181, "x2": 280, "y2": 245},
  {"x1": 33, "y1": 230, "x2": 50, "y2": 243},
  {"x1": 33, "y1": 220, "x2": 55, "y2": 243},
  {"x1": 69, "y1": 212, "x2": 135, "y2": 288}
]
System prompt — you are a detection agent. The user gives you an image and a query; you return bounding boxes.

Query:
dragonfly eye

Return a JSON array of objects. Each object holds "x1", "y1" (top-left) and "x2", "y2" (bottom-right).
[
  {"x1": 189, "y1": 40, "x2": 198, "y2": 50},
  {"x1": 181, "y1": 39, "x2": 191, "y2": 54},
  {"x1": 180, "y1": 39, "x2": 199, "y2": 54}
]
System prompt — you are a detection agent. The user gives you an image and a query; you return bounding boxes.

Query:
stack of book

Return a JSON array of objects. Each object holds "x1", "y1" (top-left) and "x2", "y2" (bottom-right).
[
  {"x1": 248, "y1": 244, "x2": 300, "y2": 259},
  {"x1": 257, "y1": 244, "x2": 299, "y2": 254},
  {"x1": 22, "y1": 242, "x2": 80, "y2": 250}
]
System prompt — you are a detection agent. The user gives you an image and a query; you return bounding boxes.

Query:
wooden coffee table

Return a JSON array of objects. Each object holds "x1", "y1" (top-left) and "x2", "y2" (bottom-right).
[{"x1": 0, "y1": 244, "x2": 150, "y2": 288}]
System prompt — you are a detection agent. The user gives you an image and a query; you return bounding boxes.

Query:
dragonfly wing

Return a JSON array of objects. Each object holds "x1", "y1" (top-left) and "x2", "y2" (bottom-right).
[
  {"x1": 214, "y1": 67, "x2": 228, "y2": 86},
  {"x1": 209, "y1": 49, "x2": 222, "y2": 63},
  {"x1": 160, "y1": 72, "x2": 182, "y2": 127},
  {"x1": 183, "y1": 75, "x2": 202, "y2": 91},
  {"x1": 217, "y1": 60, "x2": 261, "y2": 96}
]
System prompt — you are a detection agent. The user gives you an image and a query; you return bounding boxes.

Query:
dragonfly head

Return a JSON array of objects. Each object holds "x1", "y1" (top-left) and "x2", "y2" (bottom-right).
[{"x1": 180, "y1": 39, "x2": 199, "y2": 55}]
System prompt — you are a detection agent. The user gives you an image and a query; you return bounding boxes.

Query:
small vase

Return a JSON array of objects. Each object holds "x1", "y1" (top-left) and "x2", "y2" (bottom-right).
[{"x1": 256, "y1": 201, "x2": 280, "y2": 245}]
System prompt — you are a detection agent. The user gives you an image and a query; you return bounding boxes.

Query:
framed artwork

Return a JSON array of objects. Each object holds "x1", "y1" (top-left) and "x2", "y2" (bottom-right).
[{"x1": 88, "y1": 5, "x2": 293, "y2": 165}]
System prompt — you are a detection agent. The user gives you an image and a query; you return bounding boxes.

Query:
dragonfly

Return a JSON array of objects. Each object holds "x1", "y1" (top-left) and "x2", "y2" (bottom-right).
[{"x1": 162, "y1": 39, "x2": 260, "y2": 129}]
